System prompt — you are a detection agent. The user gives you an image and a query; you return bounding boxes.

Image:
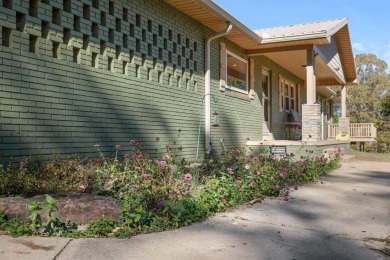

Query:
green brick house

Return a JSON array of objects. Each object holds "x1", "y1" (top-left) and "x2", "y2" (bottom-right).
[{"x1": 0, "y1": 0, "x2": 358, "y2": 160}]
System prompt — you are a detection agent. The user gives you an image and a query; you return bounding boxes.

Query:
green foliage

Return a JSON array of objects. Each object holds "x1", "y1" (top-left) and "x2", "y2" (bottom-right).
[
  {"x1": 0, "y1": 156, "x2": 95, "y2": 197},
  {"x1": 27, "y1": 201, "x2": 42, "y2": 231},
  {"x1": 85, "y1": 218, "x2": 117, "y2": 237},
  {"x1": 332, "y1": 112, "x2": 339, "y2": 124},
  {"x1": 0, "y1": 141, "x2": 343, "y2": 238},
  {"x1": 380, "y1": 92, "x2": 390, "y2": 120},
  {"x1": 348, "y1": 53, "x2": 390, "y2": 152}
]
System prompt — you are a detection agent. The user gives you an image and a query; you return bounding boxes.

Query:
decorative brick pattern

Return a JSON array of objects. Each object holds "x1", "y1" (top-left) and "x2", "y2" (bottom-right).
[{"x1": 0, "y1": 0, "x2": 309, "y2": 160}]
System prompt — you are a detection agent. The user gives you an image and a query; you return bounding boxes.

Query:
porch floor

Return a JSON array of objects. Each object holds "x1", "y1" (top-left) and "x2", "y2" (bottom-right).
[
  {"x1": 246, "y1": 140, "x2": 350, "y2": 147},
  {"x1": 246, "y1": 140, "x2": 350, "y2": 157}
]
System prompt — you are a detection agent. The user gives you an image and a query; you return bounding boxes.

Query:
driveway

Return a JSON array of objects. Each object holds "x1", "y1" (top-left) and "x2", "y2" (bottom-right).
[{"x1": 1, "y1": 160, "x2": 389, "y2": 260}]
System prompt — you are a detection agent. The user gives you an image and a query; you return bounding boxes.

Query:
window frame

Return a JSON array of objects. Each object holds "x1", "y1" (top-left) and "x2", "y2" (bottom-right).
[
  {"x1": 225, "y1": 50, "x2": 248, "y2": 94},
  {"x1": 279, "y1": 77, "x2": 297, "y2": 113}
]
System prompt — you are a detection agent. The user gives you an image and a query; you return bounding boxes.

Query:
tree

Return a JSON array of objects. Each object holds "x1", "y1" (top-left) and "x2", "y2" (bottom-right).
[
  {"x1": 380, "y1": 92, "x2": 390, "y2": 120},
  {"x1": 347, "y1": 54, "x2": 390, "y2": 152}
]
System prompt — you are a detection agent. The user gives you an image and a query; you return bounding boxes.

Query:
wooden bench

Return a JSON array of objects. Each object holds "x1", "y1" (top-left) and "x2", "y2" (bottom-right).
[{"x1": 284, "y1": 109, "x2": 302, "y2": 140}]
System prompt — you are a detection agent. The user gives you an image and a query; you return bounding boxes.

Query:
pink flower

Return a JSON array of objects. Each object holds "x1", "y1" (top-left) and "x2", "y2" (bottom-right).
[
  {"x1": 162, "y1": 154, "x2": 170, "y2": 161},
  {"x1": 124, "y1": 153, "x2": 130, "y2": 159},
  {"x1": 106, "y1": 168, "x2": 112, "y2": 173},
  {"x1": 250, "y1": 181, "x2": 256, "y2": 187},
  {"x1": 94, "y1": 144, "x2": 100, "y2": 147},
  {"x1": 221, "y1": 198, "x2": 227, "y2": 203},
  {"x1": 130, "y1": 140, "x2": 139, "y2": 146},
  {"x1": 185, "y1": 165, "x2": 190, "y2": 169},
  {"x1": 246, "y1": 176, "x2": 252, "y2": 179},
  {"x1": 135, "y1": 167, "x2": 141, "y2": 171},
  {"x1": 279, "y1": 173, "x2": 287, "y2": 179},
  {"x1": 185, "y1": 190, "x2": 192, "y2": 195},
  {"x1": 227, "y1": 168, "x2": 234, "y2": 175},
  {"x1": 142, "y1": 174, "x2": 152, "y2": 180},
  {"x1": 184, "y1": 173, "x2": 192, "y2": 181},
  {"x1": 158, "y1": 161, "x2": 166, "y2": 169},
  {"x1": 137, "y1": 153, "x2": 143, "y2": 160},
  {"x1": 115, "y1": 145, "x2": 121, "y2": 150},
  {"x1": 95, "y1": 158, "x2": 102, "y2": 163},
  {"x1": 244, "y1": 164, "x2": 250, "y2": 170},
  {"x1": 283, "y1": 196, "x2": 289, "y2": 201}
]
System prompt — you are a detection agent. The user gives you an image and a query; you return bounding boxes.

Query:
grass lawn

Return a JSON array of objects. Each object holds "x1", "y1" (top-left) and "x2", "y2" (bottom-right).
[{"x1": 349, "y1": 150, "x2": 390, "y2": 162}]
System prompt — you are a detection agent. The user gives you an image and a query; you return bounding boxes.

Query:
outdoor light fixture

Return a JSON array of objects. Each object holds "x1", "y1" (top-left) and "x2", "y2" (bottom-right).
[{"x1": 212, "y1": 111, "x2": 219, "y2": 127}]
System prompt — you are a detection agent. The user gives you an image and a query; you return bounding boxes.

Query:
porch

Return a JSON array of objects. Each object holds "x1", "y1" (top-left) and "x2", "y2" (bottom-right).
[
  {"x1": 246, "y1": 140, "x2": 349, "y2": 158},
  {"x1": 327, "y1": 123, "x2": 377, "y2": 142}
]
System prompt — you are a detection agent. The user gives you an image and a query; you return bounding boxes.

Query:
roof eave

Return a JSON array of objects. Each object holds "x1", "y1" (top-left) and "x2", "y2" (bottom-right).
[
  {"x1": 260, "y1": 33, "x2": 330, "y2": 44},
  {"x1": 196, "y1": 0, "x2": 262, "y2": 44}
]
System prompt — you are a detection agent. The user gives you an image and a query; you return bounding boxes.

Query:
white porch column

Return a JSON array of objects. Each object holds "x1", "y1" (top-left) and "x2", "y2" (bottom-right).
[
  {"x1": 339, "y1": 85, "x2": 350, "y2": 135},
  {"x1": 302, "y1": 47, "x2": 321, "y2": 141},
  {"x1": 306, "y1": 48, "x2": 316, "y2": 104},
  {"x1": 341, "y1": 85, "x2": 347, "y2": 118}
]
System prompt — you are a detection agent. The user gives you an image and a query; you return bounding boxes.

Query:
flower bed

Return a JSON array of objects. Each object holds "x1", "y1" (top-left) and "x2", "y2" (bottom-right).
[{"x1": 0, "y1": 141, "x2": 341, "y2": 237}]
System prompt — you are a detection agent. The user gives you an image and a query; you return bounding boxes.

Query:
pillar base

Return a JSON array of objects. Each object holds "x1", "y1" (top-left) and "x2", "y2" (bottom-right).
[
  {"x1": 338, "y1": 117, "x2": 350, "y2": 134},
  {"x1": 302, "y1": 104, "x2": 321, "y2": 141}
]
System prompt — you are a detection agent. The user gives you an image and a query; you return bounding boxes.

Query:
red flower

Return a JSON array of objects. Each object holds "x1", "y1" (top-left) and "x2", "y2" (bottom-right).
[
  {"x1": 221, "y1": 198, "x2": 227, "y2": 203},
  {"x1": 115, "y1": 145, "x2": 121, "y2": 150}
]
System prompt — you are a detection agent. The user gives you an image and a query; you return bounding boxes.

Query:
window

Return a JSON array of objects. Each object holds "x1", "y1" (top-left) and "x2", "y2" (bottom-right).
[
  {"x1": 262, "y1": 69, "x2": 270, "y2": 122},
  {"x1": 226, "y1": 51, "x2": 248, "y2": 93},
  {"x1": 326, "y1": 102, "x2": 331, "y2": 121},
  {"x1": 279, "y1": 77, "x2": 297, "y2": 113}
]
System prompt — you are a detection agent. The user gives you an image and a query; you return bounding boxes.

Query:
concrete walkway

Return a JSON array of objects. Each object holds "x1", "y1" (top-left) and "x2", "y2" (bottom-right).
[{"x1": 1, "y1": 160, "x2": 389, "y2": 260}]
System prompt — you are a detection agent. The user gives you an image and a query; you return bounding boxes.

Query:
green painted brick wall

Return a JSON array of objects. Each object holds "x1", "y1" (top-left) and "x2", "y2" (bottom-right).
[{"x1": 0, "y1": 0, "x2": 306, "y2": 161}]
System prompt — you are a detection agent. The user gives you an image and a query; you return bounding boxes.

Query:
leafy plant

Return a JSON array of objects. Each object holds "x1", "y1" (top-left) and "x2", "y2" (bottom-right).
[{"x1": 27, "y1": 201, "x2": 42, "y2": 232}]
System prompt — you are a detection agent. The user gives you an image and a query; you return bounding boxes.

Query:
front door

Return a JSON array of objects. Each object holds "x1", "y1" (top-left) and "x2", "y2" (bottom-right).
[{"x1": 262, "y1": 69, "x2": 271, "y2": 138}]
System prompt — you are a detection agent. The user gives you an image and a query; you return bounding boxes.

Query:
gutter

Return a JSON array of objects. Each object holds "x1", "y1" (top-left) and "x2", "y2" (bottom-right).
[
  {"x1": 197, "y1": 0, "x2": 262, "y2": 44},
  {"x1": 205, "y1": 22, "x2": 233, "y2": 155}
]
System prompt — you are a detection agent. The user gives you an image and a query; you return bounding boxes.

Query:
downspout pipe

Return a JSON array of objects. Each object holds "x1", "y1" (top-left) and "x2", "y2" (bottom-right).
[{"x1": 205, "y1": 22, "x2": 233, "y2": 155}]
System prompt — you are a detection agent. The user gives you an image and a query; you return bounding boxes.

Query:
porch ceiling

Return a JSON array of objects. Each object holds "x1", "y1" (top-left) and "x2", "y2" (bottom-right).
[{"x1": 262, "y1": 49, "x2": 340, "y2": 87}]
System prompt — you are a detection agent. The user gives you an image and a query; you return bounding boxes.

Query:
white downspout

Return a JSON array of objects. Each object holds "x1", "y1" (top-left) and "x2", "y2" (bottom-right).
[{"x1": 205, "y1": 23, "x2": 233, "y2": 155}]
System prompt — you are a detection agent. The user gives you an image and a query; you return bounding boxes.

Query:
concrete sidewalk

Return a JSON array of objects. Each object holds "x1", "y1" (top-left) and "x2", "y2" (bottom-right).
[{"x1": 1, "y1": 160, "x2": 389, "y2": 260}]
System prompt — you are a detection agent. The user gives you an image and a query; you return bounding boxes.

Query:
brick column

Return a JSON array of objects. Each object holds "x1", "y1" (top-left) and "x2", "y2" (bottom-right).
[{"x1": 302, "y1": 104, "x2": 321, "y2": 141}]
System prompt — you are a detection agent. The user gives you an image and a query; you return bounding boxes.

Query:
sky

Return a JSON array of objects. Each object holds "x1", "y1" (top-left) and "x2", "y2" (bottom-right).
[{"x1": 213, "y1": 0, "x2": 390, "y2": 67}]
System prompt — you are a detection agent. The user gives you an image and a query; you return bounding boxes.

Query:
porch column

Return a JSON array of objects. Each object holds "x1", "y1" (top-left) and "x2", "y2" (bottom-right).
[
  {"x1": 339, "y1": 85, "x2": 350, "y2": 135},
  {"x1": 341, "y1": 85, "x2": 347, "y2": 118},
  {"x1": 302, "y1": 47, "x2": 321, "y2": 141},
  {"x1": 306, "y1": 48, "x2": 316, "y2": 104}
]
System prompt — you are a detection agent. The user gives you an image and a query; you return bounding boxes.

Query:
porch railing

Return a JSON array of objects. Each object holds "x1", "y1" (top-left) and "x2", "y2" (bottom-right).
[{"x1": 327, "y1": 123, "x2": 377, "y2": 140}]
